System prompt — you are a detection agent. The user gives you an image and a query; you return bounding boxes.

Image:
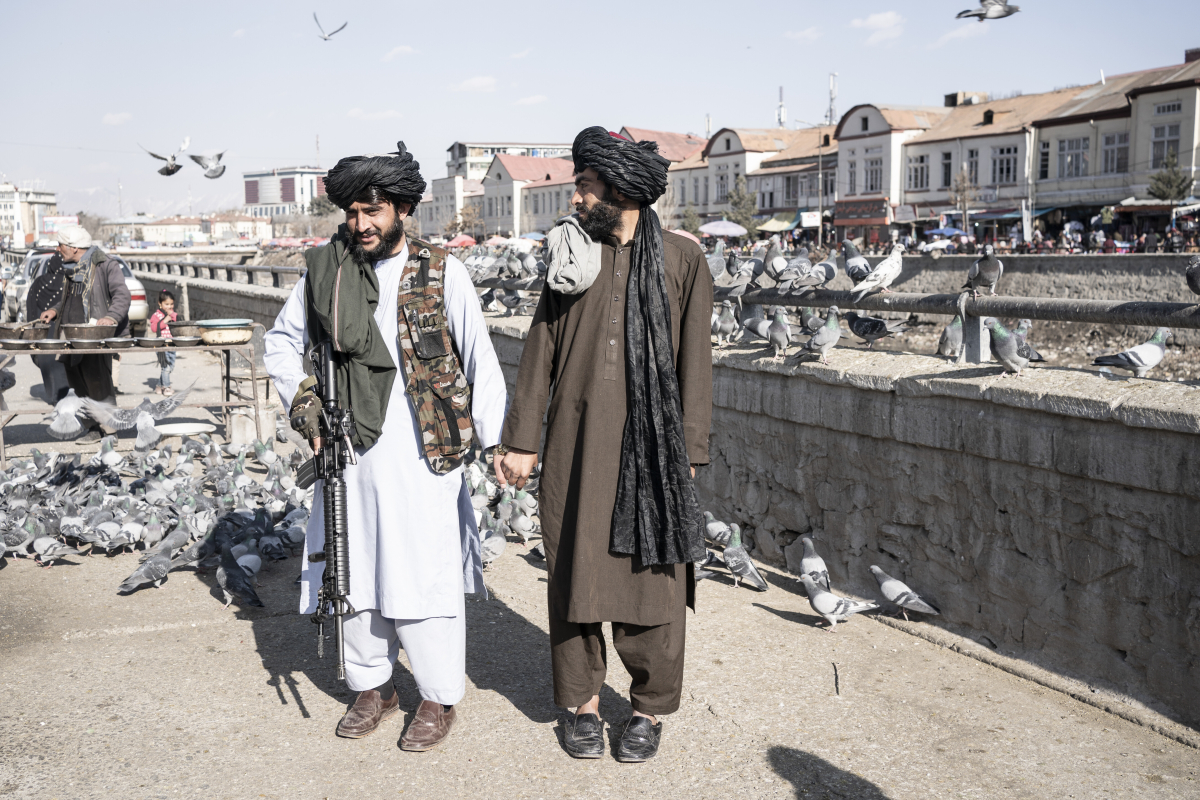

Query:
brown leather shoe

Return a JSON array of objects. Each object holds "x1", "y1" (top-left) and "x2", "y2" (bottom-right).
[
  {"x1": 336, "y1": 689, "x2": 400, "y2": 739},
  {"x1": 399, "y1": 700, "x2": 456, "y2": 751}
]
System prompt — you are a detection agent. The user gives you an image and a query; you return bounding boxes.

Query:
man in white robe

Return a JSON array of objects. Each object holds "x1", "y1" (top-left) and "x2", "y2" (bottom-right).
[{"x1": 264, "y1": 144, "x2": 506, "y2": 750}]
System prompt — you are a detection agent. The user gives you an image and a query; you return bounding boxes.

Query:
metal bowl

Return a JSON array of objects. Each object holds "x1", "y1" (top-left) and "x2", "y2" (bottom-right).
[
  {"x1": 59, "y1": 323, "x2": 117, "y2": 340},
  {"x1": 136, "y1": 337, "x2": 166, "y2": 348},
  {"x1": 0, "y1": 339, "x2": 33, "y2": 350},
  {"x1": 34, "y1": 339, "x2": 69, "y2": 351},
  {"x1": 104, "y1": 337, "x2": 137, "y2": 349},
  {"x1": 171, "y1": 336, "x2": 202, "y2": 347},
  {"x1": 6, "y1": 323, "x2": 51, "y2": 341},
  {"x1": 69, "y1": 339, "x2": 103, "y2": 349},
  {"x1": 168, "y1": 321, "x2": 202, "y2": 338},
  {"x1": 199, "y1": 326, "x2": 253, "y2": 345}
]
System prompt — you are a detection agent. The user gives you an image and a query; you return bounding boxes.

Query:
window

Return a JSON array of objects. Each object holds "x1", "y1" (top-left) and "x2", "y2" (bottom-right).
[
  {"x1": 693, "y1": 178, "x2": 700, "y2": 204},
  {"x1": 678, "y1": 179, "x2": 685, "y2": 202},
  {"x1": 1152, "y1": 124, "x2": 1180, "y2": 168},
  {"x1": 703, "y1": 176, "x2": 709, "y2": 204},
  {"x1": 991, "y1": 146, "x2": 1018, "y2": 184},
  {"x1": 967, "y1": 149, "x2": 979, "y2": 185},
  {"x1": 823, "y1": 170, "x2": 835, "y2": 197},
  {"x1": 865, "y1": 159, "x2": 882, "y2": 193},
  {"x1": 725, "y1": 138, "x2": 731, "y2": 151},
  {"x1": 1058, "y1": 137, "x2": 1089, "y2": 178},
  {"x1": 907, "y1": 154, "x2": 929, "y2": 190},
  {"x1": 716, "y1": 174, "x2": 728, "y2": 203},
  {"x1": 941, "y1": 152, "x2": 953, "y2": 187},
  {"x1": 1102, "y1": 132, "x2": 1129, "y2": 174},
  {"x1": 1038, "y1": 141, "x2": 1050, "y2": 180},
  {"x1": 487, "y1": 198, "x2": 494, "y2": 217},
  {"x1": 860, "y1": 116, "x2": 869, "y2": 132},
  {"x1": 1155, "y1": 101, "x2": 1182, "y2": 115},
  {"x1": 532, "y1": 195, "x2": 539, "y2": 214},
  {"x1": 784, "y1": 175, "x2": 798, "y2": 203},
  {"x1": 847, "y1": 161, "x2": 857, "y2": 194}
]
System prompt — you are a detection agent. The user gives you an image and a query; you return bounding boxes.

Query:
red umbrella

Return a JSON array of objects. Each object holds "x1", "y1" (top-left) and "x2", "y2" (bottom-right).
[{"x1": 446, "y1": 234, "x2": 476, "y2": 247}]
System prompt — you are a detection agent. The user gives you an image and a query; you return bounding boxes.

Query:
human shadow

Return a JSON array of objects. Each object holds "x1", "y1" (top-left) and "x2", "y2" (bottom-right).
[{"x1": 767, "y1": 745, "x2": 891, "y2": 799}]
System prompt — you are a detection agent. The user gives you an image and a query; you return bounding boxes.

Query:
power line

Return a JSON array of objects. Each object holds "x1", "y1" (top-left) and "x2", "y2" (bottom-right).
[{"x1": 0, "y1": 140, "x2": 314, "y2": 161}]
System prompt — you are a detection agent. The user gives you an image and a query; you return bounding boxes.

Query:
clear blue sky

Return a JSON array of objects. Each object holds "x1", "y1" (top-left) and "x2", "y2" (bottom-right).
[{"x1": 1, "y1": 1, "x2": 1194, "y2": 218}]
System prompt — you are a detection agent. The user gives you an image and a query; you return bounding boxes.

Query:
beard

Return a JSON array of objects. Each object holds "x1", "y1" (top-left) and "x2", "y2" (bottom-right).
[
  {"x1": 348, "y1": 213, "x2": 406, "y2": 265},
  {"x1": 577, "y1": 193, "x2": 623, "y2": 241}
]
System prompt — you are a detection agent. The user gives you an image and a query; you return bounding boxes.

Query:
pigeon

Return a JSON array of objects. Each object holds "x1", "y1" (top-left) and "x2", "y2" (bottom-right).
[
  {"x1": 789, "y1": 256, "x2": 837, "y2": 295},
  {"x1": 694, "y1": 549, "x2": 725, "y2": 581},
  {"x1": 963, "y1": 244, "x2": 1003, "y2": 298},
  {"x1": 956, "y1": 0, "x2": 1020, "y2": 22},
  {"x1": 869, "y1": 566, "x2": 940, "y2": 621},
  {"x1": 798, "y1": 575, "x2": 879, "y2": 631},
  {"x1": 845, "y1": 311, "x2": 908, "y2": 349},
  {"x1": 139, "y1": 137, "x2": 190, "y2": 177},
  {"x1": 800, "y1": 307, "x2": 824, "y2": 334},
  {"x1": 189, "y1": 151, "x2": 226, "y2": 179},
  {"x1": 1013, "y1": 319, "x2": 1046, "y2": 362},
  {"x1": 801, "y1": 306, "x2": 842, "y2": 365},
  {"x1": 704, "y1": 511, "x2": 732, "y2": 547},
  {"x1": 32, "y1": 536, "x2": 83, "y2": 567},
  {"x1": 82, "y1": 382, "x2": 194, "y2": 433},
  {"x1": 529, "y1": 540, "x2": 546, "y2": 561},
  {"x1": 1091, "y1": 327, "x2": 1172, "y2": 378},
  {"x1": 237, "y1": 553, "x2": 263, "y2": 581},
  {"x1": 711, "y1": 300, "x2": 738, "y2": 346},
  {"x1": 840, "y1": 239, "x2": 871, "y2": 283},
  {"x1": 313, "y1": 12, "x2": 348, "y2": 40},
  {"x1": 119, "y1": 553, "x2": 172, "y2": 593},
  {"x1": 480, "y1": 516, "x2": 507, "y2": 568},
  {"x1": 45, "y1": 391, "x2": 88, "y2": 439},
  {"x1": 1186, "y1": 255, "x2": 1200, "y2": 296},
  {"x1": 850, "y1": 244, "x2": 903, "y2": 302},
  {"x1": 722, "y1": 524, "x2": 767, "y2": 592},
  {"x1": 216, "y1": 543, "x2": 265, "y2": 608},
  {"x1": 706, "y1": 240, "x2": 726, "y2": 280},
  {"x1": 766, "y1": 307, "x2": 792, "y2": 360},
  {"x1": 938, "y1": 314, "x2": 964, "y2": 358},
  {"x1": 984, "y1": 317, "x2": 1032, "y2": 376},
  {"x1": 798, "y1": 537, "x2": 829, "y2": 592}
]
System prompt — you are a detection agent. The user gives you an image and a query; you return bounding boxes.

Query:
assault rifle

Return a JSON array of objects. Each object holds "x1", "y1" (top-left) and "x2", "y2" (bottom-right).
[{"x1": 295, "y1": 340, "x2": 357, "y2": 681}]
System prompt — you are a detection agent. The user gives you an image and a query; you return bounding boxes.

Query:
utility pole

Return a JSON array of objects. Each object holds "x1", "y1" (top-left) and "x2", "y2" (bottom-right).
[
  {"x1": 817, "y1": 137, "x2": 824, "y2": 249},
  {"x1": 827, "y1": 73, "x2": 838, "y2": 126},
  {"x1": 705, "y1": 114, "x2": 711, "y2": 139},
  {"x1": 316, "y1": 134, "x2": 321, "y2": 167},
  {"x1": 117, "y1": 179, "x2": 123, "y2": 217},
  {"x1": 776, "y1": 87, "x2": 787, "y2": 129}
]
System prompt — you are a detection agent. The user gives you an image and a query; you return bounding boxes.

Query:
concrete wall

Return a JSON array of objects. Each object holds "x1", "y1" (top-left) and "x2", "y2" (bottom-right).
[
  {"x1": 485, "y1": 312, "x2": 1200, "y2": 729},
  {"x1": 135, "y1": 273, "x2": 290, "y2": 329}
]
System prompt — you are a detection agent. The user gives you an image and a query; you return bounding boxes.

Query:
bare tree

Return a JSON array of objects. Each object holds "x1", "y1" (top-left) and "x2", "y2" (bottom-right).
[
  {"x1": 457, "y1": 203, "x2": 483, "y2": 240},
  {"x1": 947, "y1": 168, "x2": 979, "y2": 232},
  {"x1": 656, "y1": 181, "x2": 682, "y2": 229}
]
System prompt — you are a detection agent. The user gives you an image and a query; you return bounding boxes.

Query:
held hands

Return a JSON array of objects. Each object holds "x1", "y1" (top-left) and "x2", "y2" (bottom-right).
[{"x1": 497, "y1": 447, "x2": 538, "y2": 489}]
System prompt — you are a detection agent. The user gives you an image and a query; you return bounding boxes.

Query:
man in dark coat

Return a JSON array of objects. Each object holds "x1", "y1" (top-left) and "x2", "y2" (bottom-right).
[
  {"x1": 499, "y1": 127, "x2": 712, "y2": 763},
  {"x1": 39, "y1": 226, "x2": 130, "y2": 440}
]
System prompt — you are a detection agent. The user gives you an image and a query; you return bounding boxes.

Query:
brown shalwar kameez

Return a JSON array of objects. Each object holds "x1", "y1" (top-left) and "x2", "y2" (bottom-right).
[{"x1": 502, "y1": 228, "x2": 712, "y2": 714}]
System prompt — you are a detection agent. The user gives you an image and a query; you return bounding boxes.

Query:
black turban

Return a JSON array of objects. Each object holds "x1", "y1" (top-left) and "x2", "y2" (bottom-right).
[
  {"x1": 570, "y1": 127, "x2": 670, "y2": 204},
  {"x1": 323, "y1": 141, "x2": 426, "y2": 210},
  {"x1": 572, "y1": 127, "x2": 705, "y2": 566}
]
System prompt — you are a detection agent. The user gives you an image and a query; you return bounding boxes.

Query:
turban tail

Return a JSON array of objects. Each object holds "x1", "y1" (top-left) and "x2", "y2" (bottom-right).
[
  {"x1": 323, "y1": 141, "x2": 426, "y2": 210},
  {"x1": 571, "y1": 126, "x2": 706, "y2": 567}
]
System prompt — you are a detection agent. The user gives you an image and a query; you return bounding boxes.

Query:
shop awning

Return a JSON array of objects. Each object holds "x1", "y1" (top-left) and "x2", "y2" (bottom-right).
[
  {"x1": 971, "y1": 208, "x2": 1019, "y2": 221},
  {"x1": 756, "y1": 211, "x2": 797, "y2": 232}
]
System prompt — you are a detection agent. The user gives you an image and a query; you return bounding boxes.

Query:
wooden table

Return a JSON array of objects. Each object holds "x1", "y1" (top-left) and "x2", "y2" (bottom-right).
[{"x1": 0, "y1": 343, "x2": 262, "y2": 467}]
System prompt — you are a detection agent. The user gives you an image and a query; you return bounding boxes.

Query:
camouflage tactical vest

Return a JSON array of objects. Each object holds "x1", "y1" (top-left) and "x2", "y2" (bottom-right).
[{"x1": 396, "y1": 238, "x2": 475, "y2": 474}]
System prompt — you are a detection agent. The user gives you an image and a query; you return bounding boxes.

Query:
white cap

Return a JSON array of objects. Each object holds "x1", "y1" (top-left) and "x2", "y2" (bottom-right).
[{"x1": 57, "y1": 226, "x2": 92, "y2": 249}]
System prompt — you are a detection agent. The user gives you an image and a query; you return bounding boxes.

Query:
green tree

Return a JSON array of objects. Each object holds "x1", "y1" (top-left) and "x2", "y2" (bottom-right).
[
  {"x1": 1148, "y1": 152, "x2": 1193, "y2": 202},
  {"x1": 680, "y1": 204, "x2": 701, "y2": 236},
  {"x1": 725, "y1": 175, "x2": 758, "y2": 238},
  {"x1": 309, "y1": 194, "x2": 340, "y2": 216}
]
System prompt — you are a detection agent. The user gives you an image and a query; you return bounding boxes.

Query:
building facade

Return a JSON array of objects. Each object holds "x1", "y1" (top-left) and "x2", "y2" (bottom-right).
[
  {"x1": 141, "y1": 216, "x2": 204, "y2": 245},
  {"x1": 480, "y1": 154, "x2": 574, "y2": 238},
  {"x1": 0, "y1": 183, "x2": 59, "y2": 247},
  {"x1": 242, "y1": 167, "x2": 326, "y2": 218},
  {"x1": 445, "y1": 142, "x2": 572, "y2": 182}
]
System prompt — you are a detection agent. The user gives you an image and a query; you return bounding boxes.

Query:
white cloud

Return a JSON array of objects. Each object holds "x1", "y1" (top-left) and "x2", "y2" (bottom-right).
[
  {"x1": 382, "y1": 45, "x2": 416, "y2": 61},
  {"x1": 851, "y1": 11, "x2": 904, "y2": 45},
  {"x1": 784, "y1": 28, "x2": 819, "y2": 42},
  {"x1": 516, "y1": 95, "x2": 547, "y2": 106},
  {"x1": 347, "y1": 108, "x2": 402, "y2": 121},
  {"x1": 232, "y1": 28, "x2": 245, "y2": 38},
  {"x1": 451, "y1": 76, "x2": 496, "y2": 92},
  {"x1": 930, "y1": 24, "x2": 988, "y2": 48},
  {"x1": 510, "y1": 49, "x2": 530, "y2": 59},
  {"x1": 102, "y1": 112, "x2": 131, "y2": 126}
]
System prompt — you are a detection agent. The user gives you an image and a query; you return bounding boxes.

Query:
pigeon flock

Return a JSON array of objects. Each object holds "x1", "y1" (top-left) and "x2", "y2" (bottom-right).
[{"x1": 140, "y1": 137, "x2": 226, "y2": 180}]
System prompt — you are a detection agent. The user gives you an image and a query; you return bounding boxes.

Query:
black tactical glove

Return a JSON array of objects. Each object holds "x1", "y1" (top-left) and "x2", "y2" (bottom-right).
[{"x1": 289, "y1": 376, "x2": 321, "y2": 441}]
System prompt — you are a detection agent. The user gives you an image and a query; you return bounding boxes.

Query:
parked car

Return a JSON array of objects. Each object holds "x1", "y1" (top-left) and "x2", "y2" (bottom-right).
[{"x1": 5, "y1": 251, "x2": 148, "y2": 328}]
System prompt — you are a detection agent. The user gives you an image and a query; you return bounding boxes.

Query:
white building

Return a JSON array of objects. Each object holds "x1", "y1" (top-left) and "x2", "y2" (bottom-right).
[
  {"x1": 142, "y1": 216, "x2": 205, "y2": 245},
  {"x1": 98, "y1": 213, "x2": 159, "y2": 244},
  {"x1": 446, "y1": 141, "x2": 572, "y2": 182},
  {"x1": 203, "y1": 213, "x2": 273, "y2": 241},
  {"x1": 519, "y1": 173, "x2": 576, "y2": 234},
  {"x1": 243, "y1": 167, "x2": 326, "y2": 218},
  {"x1": 481, "y1": 154, "x2": 574, "y2": 237},
  {"x1": 419, "y1": 176, "x2": 484, "y2": 239},
  {"x1": 0, "y1": 183, "x2": 59, "y2": 247}
]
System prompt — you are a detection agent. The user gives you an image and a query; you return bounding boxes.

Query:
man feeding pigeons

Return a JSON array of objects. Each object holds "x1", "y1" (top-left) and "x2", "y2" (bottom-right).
[{"x1": 263, "y1": 141, "x2": 508, "y2": 752}]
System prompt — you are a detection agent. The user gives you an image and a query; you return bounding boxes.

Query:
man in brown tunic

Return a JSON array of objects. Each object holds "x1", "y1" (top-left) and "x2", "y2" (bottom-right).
[{"x1": 499, "y1": 127, "x2": 712, "y2": 762}]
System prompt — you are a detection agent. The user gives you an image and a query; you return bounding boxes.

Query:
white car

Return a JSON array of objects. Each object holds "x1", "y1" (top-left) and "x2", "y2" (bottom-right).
[{"x1": 6, "y1": 251, "x2": 149, "y2": 327}]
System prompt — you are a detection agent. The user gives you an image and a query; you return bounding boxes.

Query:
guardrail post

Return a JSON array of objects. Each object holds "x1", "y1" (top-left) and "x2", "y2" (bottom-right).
[
  {"x1": 225, "y1": 267, "x2": 233, "y2": 282},
  {"x1": 960, "y1": 314, "x2": 990, "y2": 364},
  {"x1": 272, "y1": 269, "x2": 281, "y2": 289}
]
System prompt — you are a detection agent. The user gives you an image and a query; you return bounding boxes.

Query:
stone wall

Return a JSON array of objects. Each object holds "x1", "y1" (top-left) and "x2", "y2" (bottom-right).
[
  {"x1": 485, "y1": 312, "x2": 1200, "y2": 729},
  {"x1": 135, "y1": 273, "x2": 290, "y2": 328}
]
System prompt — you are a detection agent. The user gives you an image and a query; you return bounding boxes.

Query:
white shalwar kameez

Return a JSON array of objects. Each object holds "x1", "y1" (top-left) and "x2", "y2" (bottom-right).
[{"x1": 263, "y1": 248, "x2": 507, "y2": 702}]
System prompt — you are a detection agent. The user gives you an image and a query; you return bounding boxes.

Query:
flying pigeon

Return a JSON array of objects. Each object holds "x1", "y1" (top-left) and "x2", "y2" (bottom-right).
[
  {"x1": 45, "y1": 391, "x2": 88, "y2": 439},
  {"x1": 869, "y1": 566, "x2": 940, "y2": 621},
  {"x1": 984, "y1": 317, "x2": 1032, "y2": 376},
  {"x1": 1186, "y1": 255, "x2": 1200, "y2": 296},
  {"x1": 957, "y1": 0, "x2": 1020, "y2": 22},
  {"x1": 723, "y1": 524, "x2": 768, "y2": 592},
  {"x1": 845, "y1": 311, "x2": 908, "y2": 349},
  {"x1": 850, "y1": 244, "x2": 903, "y2": 302},
  {"x1": 1091, "y1": 327, "x2": 1172, "y2": 378},
  {"x1": 82, "y1": 383, "x2": 195, "y2": 445},
  {"x1": 963, "y1": 244, "x2": 1003, "y2": 298},
  {"x1": 798, "y1": 537, "x2": 829, "y2": 592},
  {"x1": 189, "y1": 151, "x2": 226, "y2": 179},
  {"x1": 313, "y1": 12, "x2": 348, "y2": 40},
  {"x1": 937, "y1": 314, "x2": 963, "y2": 358},
  {"x1": 799, "y1": 575, "x2": 878, "y2": 631},
  {"x1": 840, "y1": 240, "x2": 871, "y2": 283},
  {"x1": 139, "y1": 137, "x2": 190, "y2": 176},
  {"x1": 801, "y1": 306, "x2": 842, "y2": 365}
]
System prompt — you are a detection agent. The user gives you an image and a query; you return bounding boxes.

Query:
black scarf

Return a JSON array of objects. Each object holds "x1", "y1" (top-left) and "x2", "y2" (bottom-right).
[{"x1": 572, "y1": 126, "x2": 705, "y2": 566}]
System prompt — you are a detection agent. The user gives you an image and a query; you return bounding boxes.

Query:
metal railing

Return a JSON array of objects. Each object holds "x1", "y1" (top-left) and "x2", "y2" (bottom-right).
[
  {"x1": 125, "y1": 258, "x2": 305, "y2": 289},
  {"x1": 471, "y1": 275, "x2": 1200, "y2": 364}
]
